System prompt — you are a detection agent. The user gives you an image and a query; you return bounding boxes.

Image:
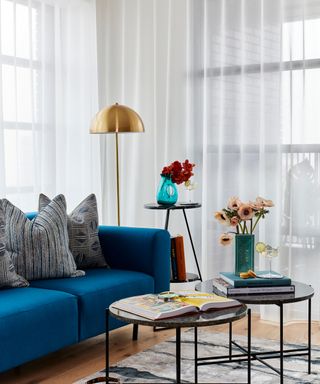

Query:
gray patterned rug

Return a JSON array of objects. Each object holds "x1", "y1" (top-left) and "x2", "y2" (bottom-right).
[{"x1": 76, "y1": 329, "x2": 320, "y2": 383}]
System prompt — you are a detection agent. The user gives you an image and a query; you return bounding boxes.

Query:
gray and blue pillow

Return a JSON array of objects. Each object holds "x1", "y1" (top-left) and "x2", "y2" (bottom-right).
[
  {"x1": 0, "y1": 200, "x2": 28, "y2": 288},
  {"x1": 3, "y1": 195, "x2": 85, "y2": 281},
  {"x1": 39, "y1": 193, "x2": 107, "y2": 269}
]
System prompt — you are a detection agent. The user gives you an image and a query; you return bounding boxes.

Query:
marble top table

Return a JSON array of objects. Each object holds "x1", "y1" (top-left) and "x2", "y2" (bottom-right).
[
  {"x1": 196, "y1": 279, "x2": 314, "y2": 384},
  {"x1": 196, "y1": 279, "x2": 314, "y2": 305},
  {"x1": 107, "y1": 300, "x2": 247, "y2": 383},
  {"x1": 109, "y1": 300, "x2": 247, "y2": 328}
]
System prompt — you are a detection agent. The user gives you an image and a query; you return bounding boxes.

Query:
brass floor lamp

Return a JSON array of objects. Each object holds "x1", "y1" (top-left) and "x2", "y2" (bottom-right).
[{"x1": 90, "y1": 103, "x2": 144, "y2": 226}]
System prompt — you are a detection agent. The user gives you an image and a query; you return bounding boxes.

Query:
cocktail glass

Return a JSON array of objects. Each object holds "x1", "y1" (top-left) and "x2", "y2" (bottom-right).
[
  {"x1": 258, "y1": 246, "x2": 282, "y2": 279},
  {"x1": 184, "y1": 181, "x2": 197, "y2": 203}
]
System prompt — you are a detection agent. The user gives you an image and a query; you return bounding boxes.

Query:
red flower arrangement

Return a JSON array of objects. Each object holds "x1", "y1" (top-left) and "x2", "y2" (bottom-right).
[{"x1": 161, "y1": 160, "x2": 195, "y2": 185}]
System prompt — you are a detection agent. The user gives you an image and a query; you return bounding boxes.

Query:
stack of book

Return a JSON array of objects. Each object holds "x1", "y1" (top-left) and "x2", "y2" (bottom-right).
[
  {"x1": 214, "y1": 271, "x2": 295, "y2": 296},
  {"x1": 170, "y1": 236, "x2": 187, "y2": 282}
]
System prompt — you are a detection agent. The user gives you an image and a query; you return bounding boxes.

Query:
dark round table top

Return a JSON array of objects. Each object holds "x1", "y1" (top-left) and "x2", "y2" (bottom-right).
[
  {"x1": 196, "y1": 279, "x2": 314, "y2": 305},
  {"x1": 109, "y1": 300, "x2": 247, "y2": 328},
  {"x1": 144, "y1": 202, "x2": 201, "y2": 210}
]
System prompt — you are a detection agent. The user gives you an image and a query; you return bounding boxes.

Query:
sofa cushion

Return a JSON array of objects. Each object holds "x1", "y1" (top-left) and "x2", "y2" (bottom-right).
[
  {"x1": 2, "y1": 195, "x2": 85, "y2": 280},
  {"x1": 0, "y1": 287, "x2": 78, "y2": 372},
  {"x1": 0, "y1": 200, "x2": 28, "y2": 288},
  {"x1": 30, "y1": 268, "x2": 155, "y2": 340},
  {"x1": 39, "y1": 193, "x2": 107, "y2": 269}
]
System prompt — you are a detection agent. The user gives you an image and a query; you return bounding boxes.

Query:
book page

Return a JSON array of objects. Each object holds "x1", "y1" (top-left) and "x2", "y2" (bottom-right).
[
  {"x1": 113, "y1": 294, "x2": 195, "y2": 320},
  {"x1": 174, "y1": 291, "x2": 238, "y2": 311}
]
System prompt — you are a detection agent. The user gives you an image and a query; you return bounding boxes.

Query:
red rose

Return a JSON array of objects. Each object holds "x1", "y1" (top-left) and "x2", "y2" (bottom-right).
[
  {"x1": 161, "y1": 159, "x2": 195, "y2": 184},
  {"x1": 182, "y1": 159, "x2": 195, "y2": 172},
  {"x1": 161, "y1": 166, "x2": 171, "y2": 176},
  {"x1": 171, "y1": 161, "x2": 182, "y2": 173}
]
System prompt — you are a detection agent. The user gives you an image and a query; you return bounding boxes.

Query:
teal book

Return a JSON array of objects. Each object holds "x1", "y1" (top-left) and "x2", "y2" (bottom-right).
[{"x1": 220, "y1": 271, "x2": 291, "y2": 287}]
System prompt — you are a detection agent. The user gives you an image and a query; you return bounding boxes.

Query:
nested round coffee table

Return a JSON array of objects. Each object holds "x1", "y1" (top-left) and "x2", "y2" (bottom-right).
[
  {"x1": 105, "y1": 300, "x2": 248, "y2": 383},
  {"x1": 196, "y1": 279, "x2": 314, "y2": 384}
]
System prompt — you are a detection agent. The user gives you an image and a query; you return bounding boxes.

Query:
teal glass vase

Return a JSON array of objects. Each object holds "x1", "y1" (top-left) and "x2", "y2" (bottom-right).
[
  {"x1": 156, "y1": 175, "x2": 178, "y2": 205},
  {"x1": 234, "y1": 234, "x2": 254, "y2": 275}
]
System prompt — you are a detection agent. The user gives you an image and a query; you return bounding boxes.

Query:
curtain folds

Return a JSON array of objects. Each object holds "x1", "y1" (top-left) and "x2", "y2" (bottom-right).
[
  {"x1": 0, "y1": 0, "x2": 318, "y2": 322},
  {"x1": 97, "y1": 0, "x2": 320, "y2": 321}
]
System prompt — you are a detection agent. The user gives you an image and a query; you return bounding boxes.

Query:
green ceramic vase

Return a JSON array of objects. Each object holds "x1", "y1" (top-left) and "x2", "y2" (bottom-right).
[{"x1": 234, "y1": 234, "x2": 254, "y2": 275}]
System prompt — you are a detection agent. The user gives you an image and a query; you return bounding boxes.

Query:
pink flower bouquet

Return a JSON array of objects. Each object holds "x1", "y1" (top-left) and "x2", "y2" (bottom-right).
[{"x1": 214, "y1": 196, "x2": 274, "y2": 246}]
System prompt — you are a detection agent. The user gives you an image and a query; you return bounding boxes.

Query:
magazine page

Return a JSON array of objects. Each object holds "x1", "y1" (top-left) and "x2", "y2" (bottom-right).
[
  {"x1": 174, "y1": 291, "x2": 241, "y2": 311},
  {"x1": 113, "y1": 294, "x2": 196, "y2": 320}
]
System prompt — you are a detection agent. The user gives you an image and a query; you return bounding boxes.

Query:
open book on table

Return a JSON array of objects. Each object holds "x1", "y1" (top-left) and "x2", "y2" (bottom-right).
[{"x1": 112, "y1": 291, "x2": 241, "y2": 320}]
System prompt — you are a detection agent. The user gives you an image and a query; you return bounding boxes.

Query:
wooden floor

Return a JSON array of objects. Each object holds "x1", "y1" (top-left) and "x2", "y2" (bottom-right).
[{"x1": 1, "y1": 315, "x2": 319, "y2": 384}]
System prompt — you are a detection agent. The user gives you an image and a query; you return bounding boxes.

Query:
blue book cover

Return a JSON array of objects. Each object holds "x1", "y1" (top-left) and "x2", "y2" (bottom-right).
[{"x1": 220, "y1": 271, "x2": 291, "y2": 287}]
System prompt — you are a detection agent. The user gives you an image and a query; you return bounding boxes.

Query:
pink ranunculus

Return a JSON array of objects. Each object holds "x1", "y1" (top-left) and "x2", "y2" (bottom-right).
[
  {"x1": 256, "y1": 196, "x2": 274, "y2": 208},
  {"x1": 214, "y1": 211, "x2": 231, "y2": 226},
  {"x1": 248, "y1": 200, "x2": 262, "y2": 210},
  {"x1": 238, "y1": 204, "x2": 254, "y2": 220},
  {"x1": 230, "y1": 216, "x2": 239, "y2": 227},
  {"x1": 219, "y1": 233, "x2": 233, "y2": 246},
  {"x1": 227, "y1": 196, "x2": 242, "y2": 211}
]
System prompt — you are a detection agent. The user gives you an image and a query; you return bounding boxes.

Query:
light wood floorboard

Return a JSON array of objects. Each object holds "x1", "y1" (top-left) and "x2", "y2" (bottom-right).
[{"x1": 0, "y1": 315, "x2": 319, "y2": 384}]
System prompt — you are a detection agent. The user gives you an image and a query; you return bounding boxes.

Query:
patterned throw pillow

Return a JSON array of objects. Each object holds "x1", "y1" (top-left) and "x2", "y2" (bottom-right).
[
  {"x1": 2, "y1": 195, "x2": 85, "y2": 281},
  {"x1": 39, "y1": 193, "x2": 107, "y2": 269},
  {"x1": 0, "y1": 200, "x2": 29, "y2": 288}
]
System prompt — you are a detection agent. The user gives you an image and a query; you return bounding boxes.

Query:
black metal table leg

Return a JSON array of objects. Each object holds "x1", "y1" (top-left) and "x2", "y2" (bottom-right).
[
  {"x1": 176, "y1": 327, "x2": 181, "y2": 383},
  {"x1": 182, "y1": 208, "x2": 203, "y2": 281},
  {"x1": 87, "y1": 309, "x2": 120, "y2": 383},
  {"x1": 229, "y1": 322, "x2": 232, "y2": 361},
  {"x1": 279, "y1": 303, "x2": 284, "y2": 384},
  {"x1": 132, "y1": 324, "x2": 138, "y2": 340},
  {"x1": 248, "y1": 308, "x2": 251, "y2": 384},
  {"x1": 165, "y1": 210, "x2": 170, "y2": 230},
  {"x1": 308, "y1": 298, "x2": 312, "y2": 374},
  {"x1": 106, "y1": 309, "x2": 109, "y2": 381},
  {"x1": 194, "y1": 327, "x2": 198, "y2": 383}
]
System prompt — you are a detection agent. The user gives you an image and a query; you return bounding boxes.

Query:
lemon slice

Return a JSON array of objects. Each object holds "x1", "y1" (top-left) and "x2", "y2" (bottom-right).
[{"x1": 255, "y1": 242, "x2": 266, "y2": 253}]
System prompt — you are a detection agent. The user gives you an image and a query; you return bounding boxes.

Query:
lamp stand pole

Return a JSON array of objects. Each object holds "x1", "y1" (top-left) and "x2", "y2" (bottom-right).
[{"x1": 115, "y1": 132, "x2": 120, "y2": 226}]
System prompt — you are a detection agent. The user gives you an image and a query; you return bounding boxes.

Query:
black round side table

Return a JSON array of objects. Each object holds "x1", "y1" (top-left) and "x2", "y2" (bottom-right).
[
  {"x1": 144, "y1": 203, "x2": 202, "y2": 282},
  {"x1": 107, "y1": 300, "x2": 248, "y2": 383},
  {"x1": 196, "y1": 279, "x2": 314, "y2": 383}
]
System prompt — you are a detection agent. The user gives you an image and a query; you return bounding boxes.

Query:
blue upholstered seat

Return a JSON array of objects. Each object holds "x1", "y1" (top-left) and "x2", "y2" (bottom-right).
[
  {"x1": 30, "y1": 268, "x2": 154, "y2": 340},
  {"x1": 0, "y1": 287, "x2": 78, "y2": 372},
  {"x1": 0, "y1": 216, "x2": 170, "y2": 373}
]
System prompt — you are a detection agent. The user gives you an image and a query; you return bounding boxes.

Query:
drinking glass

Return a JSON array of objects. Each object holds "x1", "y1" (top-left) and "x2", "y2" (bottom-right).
[
  {"x1": 258, "y1": 246, "x2": 282, "y2": 279},
  {"x1": 183, "y1": 181, "x2": 197, "y2": 203}
]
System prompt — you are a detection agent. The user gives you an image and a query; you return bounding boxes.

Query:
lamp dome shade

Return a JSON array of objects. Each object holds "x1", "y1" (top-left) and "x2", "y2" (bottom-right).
[{"x1": 90, "y1": 103, "x2": 144, "y2": 134}]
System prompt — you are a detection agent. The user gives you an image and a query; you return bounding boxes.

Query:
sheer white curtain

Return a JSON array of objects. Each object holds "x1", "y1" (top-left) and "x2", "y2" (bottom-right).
[
  {"x1": 97, "y1": 0, "x2": 320, "y2": 321},
  {"x1": 96, "y1": 0, "x2": 194, "y2": 230},
  {"x1": 199, "y1": 0, "x2": 320, "y2": 321},
  {"x1": 0, "y1": 0, "x2": 101, "y2": 212}
]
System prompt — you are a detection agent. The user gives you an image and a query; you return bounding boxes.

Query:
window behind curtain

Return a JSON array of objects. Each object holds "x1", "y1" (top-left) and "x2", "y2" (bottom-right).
[
  {"x1": 0, "y1": 0, "x2": 100, "y2": 212},
  {"x1": 0, "y1": 0, "x2": 55, "y2": 209},
  {"x1": 190, "y1": 0, "x2": 320, "y2": 295}
]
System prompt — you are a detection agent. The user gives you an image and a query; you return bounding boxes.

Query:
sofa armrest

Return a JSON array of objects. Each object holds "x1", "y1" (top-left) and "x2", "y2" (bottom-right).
[{"x1": 98, "y1": 226, "x2": 170, "y2": 293}]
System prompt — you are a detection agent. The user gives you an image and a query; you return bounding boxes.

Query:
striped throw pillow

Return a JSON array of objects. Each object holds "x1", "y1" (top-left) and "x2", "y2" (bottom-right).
[
  {"x1": 2, "y1": 195, "x2": 85, "y2": 281},
  {"x1": 0, "y1": 200, "x2": 29, "y2": 288},
  {"x1": 39, "y1": 193, "x2": 107, "y2": 269}
]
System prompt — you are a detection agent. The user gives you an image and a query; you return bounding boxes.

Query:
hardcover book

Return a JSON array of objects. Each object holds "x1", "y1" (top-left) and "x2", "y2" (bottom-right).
[
  {"x1": 170, "y1": 237, "x2": 178, "y2": 281},
  {"x1": 220, "y1": 271, "x2": 291, "y2": 288},
  {"x1": 175, "y1": 235, "x2": 187, "y2": 282},
  {"x1": 112, "y1": 291, "x2": 241, "y2": 320},
  {"x1": 213, "y1": 277, "x2": 295, "y2": 295}
]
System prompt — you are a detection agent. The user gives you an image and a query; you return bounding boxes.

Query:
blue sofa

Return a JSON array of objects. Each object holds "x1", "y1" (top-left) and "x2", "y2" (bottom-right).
[{"x1": 0, "y1": 219, "x2": 170, "y2": 373}]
